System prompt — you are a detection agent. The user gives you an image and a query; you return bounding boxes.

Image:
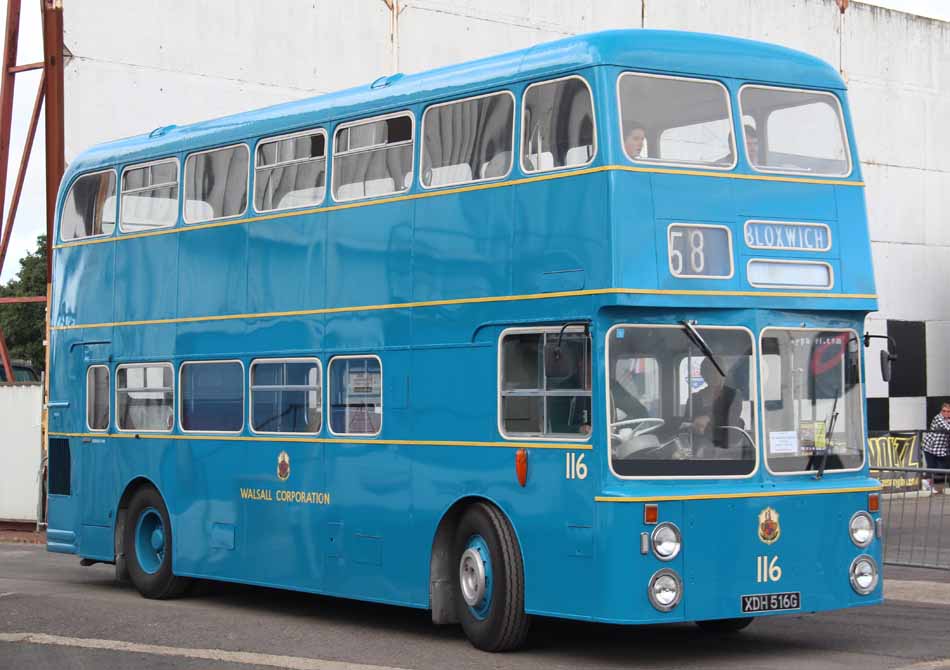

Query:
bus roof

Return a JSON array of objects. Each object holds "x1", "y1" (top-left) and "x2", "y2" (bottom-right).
[{"x1": 67, "y1": 29, "x2": 845, "y2": 178}]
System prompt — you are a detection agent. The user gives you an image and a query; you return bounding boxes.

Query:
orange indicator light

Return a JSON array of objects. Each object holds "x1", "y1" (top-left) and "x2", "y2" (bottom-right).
[
  {"x1": 868, "y1": 493, "x2": 879, "y2": 513},
  {"x1": 644, "y1": 504, "x2": 658, "y2": 525},
  {"x1": 515, "y1": 448, "x2": 528, "y2": 487}
]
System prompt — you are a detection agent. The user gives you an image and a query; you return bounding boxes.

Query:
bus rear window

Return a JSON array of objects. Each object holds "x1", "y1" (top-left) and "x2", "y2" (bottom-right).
[
  {"x1": 739, "y1": 86, "x2": 850, "y2": 177},
  {"x1": 619, "y1": 73, "x2": 734, "y2": 168},
  {"x1": 61, "y1": 170, "x2": 116, "y2": 241}
]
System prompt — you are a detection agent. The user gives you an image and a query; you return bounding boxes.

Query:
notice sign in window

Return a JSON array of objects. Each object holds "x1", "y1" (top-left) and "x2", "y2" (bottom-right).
[{"x1": 667, "y1": 224, "x2": 733, "y2": 279}]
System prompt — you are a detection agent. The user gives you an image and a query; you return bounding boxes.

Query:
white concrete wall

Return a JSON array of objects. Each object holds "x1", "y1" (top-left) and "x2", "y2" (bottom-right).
[
  {"x1": 62, "y1": 0, "x2": 950, "y2": 408},
  {"x1": 0, "y1": 384, "x2": 43, "y2": 522}
]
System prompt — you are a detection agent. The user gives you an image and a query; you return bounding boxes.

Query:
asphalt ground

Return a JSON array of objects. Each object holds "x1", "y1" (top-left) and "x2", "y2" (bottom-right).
[{"x1": 1, "y1": 543, "x2": 949, "y2": 670}]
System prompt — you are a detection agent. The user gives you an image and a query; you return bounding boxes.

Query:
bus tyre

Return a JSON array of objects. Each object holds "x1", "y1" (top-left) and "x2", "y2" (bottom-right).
[
  {"x1": 696, "y1": 617, "x2": 754, "y2": 634},
  {"x1": 124, "y1": 486, "x2": 190, "y2": 599},
  {"x1": 454, "y1": 502, "x2": 530, "y2": 652}
]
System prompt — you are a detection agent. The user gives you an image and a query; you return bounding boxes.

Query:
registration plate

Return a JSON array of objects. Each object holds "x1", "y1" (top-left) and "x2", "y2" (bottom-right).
[{"x1": 740, "y1": 592, "x2": 801, "y2": 613}]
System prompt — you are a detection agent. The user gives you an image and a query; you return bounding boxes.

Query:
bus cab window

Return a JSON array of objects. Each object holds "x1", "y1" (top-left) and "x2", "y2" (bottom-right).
[
  {"x1": 499, "y1": 328, "x2": 591, "y2": 438},
  {"x1": 608, "y1": 326, "x2": 755, "y2": 477},
  {"x1": 618, "y1": 72, "x2": 734, "y2": 168},
  {"x1": 421, "y1": 91, "x2": 514, "y2": 188},
  {"x1": 184, "y1": 145, "x2": 250, "y2": 223},
  {"x1": 61, "y1": 170, "x2": 116, "y2": 241},
  {"x1": 332, "y1": 114, "x2": 413, "y2": 202},
  {"x1": 120, "y1": 159, "x2": 179, "y2": 232},
  {"x1": 521, "y1": 76, "x2": 595, "y2": 173}
]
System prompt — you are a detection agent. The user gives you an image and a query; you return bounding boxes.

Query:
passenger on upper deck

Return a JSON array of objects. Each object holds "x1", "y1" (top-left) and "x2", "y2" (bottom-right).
[
  {"x1": 622, "y1": 120, "x2": 647, "y2": 160},
  {"x1": 744, "y1": 124, "x2": 760, "y2": 166}
]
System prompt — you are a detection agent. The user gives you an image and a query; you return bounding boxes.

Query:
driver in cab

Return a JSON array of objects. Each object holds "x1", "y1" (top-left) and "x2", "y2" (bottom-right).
[{"x1": 690, "y1": 357, "x2": 742, "y2": 448}]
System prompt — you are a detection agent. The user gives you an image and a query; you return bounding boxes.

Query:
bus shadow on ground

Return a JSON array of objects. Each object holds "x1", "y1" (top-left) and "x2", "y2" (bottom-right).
[{"x1": 92, "y1": 575, "x2": 822, "y2": 665}]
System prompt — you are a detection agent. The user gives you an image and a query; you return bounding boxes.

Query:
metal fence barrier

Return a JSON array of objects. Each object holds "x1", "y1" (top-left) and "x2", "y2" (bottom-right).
[{"x1": 869, "y1": 465, "x2": 950, "y2": 570}]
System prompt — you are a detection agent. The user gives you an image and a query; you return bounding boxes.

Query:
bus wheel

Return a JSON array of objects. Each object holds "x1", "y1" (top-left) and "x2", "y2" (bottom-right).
[
  {"x1": 696, "y1": 617, "x2": 754, "y2": 634},
  {"x1": 454, "y1": 502, "x2": 530, "y2": 651},
  {"x1": 123, "y1": 486, "x2": 191, "y2": 599}
]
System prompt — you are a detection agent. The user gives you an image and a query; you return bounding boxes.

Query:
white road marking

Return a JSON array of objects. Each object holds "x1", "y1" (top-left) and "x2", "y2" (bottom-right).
[
  {"x1": 0, "y1": 632, "x2": 410, "y2": 670},
  {"x1": 0, "y1": 592, "x2": 15, "y2": 598},
  {"x1": 885, "y1": 580, "x2": 950, "y2": 607},
  {"x1": 889, "y1": 659, "x2": 950, "y2": 670}
]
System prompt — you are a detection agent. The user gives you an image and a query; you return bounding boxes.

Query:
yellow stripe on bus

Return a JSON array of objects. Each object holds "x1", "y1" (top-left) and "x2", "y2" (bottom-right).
[
  {"x1": 48, "y1": 286, "x2": 878, "y2": 332},
  {"x1": 594, "y1": 486, "x2": 881, "y2": 503},
  {"x1": 47, "y1": 431, "x2": 591, "y2": 451},
  {"x1": 53, "y1": 163, "x2": 864, "y2": 251}
]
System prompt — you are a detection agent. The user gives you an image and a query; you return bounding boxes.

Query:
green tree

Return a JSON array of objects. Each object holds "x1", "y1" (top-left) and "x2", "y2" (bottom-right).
[{"x1": 0, "y1": 234, "x2": 48, "y2": 371}]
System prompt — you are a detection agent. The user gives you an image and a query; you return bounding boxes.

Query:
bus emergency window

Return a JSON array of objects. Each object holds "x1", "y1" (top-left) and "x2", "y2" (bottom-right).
[
  {"x1": 180, "y1": 361, "x2": 244, "y2": 433},
  {"x1": 500, "y1": 329, "x2": 591, "y2": 438},
  {"x1": 761, "y1": 330, "x2": 864, "y2": 474},
  {"x1": 255, "y1": 130, "x2": 326, "y2": 211},
  {"x1": 618, "y1": 73, "x2": 734, "y2": 167},
  {"x1": 328, "y1": 356, "x2": 381, "y2": 436},
  {"x1": 421, "y1": 91, "x2": 514, "y2": 188},
  {"x1": 61, "y1": 170, "x2": 116, "y2": 241},
  {"x1": 116, "y1": 363, "x2": 173, "y2": 432},
  {"x1": 86, "y1": 365, "x2": 110, "y2": 431},
  {"x1": 608, "y1": 326, "x2": 755, "y2": 477},
  {"x1": 120, "y1": 159, "x2": 179, "y2": 232},
  {"x1": 739, "y1": 86, "x2": 850, "y2": 177},
  {"x1": 250, "y1": 359, "x2": 322, "y2": 434},
  {"x1": 332, "y1": 114, "x2": 413, "y2": 202},
  {"x1": 521, "y1": 76, "x2": 595, "y2": 173},
  {"x1": 183, "y1": 144, "x2": 249, "y2": 223}
]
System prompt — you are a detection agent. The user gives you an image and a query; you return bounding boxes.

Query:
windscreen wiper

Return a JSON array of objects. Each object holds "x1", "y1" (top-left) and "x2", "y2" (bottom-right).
[
  {"x1": 815, "y1": 389, "x2": 840, "y2": 480},
  {"x1": 680, "y1": 321, "x2": 725, "y2": 378}
]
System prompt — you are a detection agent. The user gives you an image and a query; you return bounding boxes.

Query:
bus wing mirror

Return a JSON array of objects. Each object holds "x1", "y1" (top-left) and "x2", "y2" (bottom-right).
[
  {"x1": 880, "y1": 349, "x2": 897, "y2": 383},
  {"x1": 543, "y1": 342, "x2": 573, "y2": 379}
]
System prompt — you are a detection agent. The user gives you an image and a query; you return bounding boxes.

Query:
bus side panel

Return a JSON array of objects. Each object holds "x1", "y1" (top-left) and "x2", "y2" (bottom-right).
[
  {"x1": 246, "y1": 211, "x2": 326, "y2": 314},
  {"x1": 609, "y1": 171, "x2": 656, "y2": 290},
  {"x1": 178, "y1": 226, "x2": 247, "y2": 319},
  {"x1": 114, "y1": 235, "x2": 178, "y2": 323},
  {"x1": 834, "y1": 186, "x2": 876, "y2": 296},
  {"x1": 513, "y1": 173, "x2": 609, "y2": 295},
  {"x1": 412, "y1": 187, "x2": 513, "y2": 303},
  {"x1": 52, "y1": 244, "x2": 115, "y2": 328}
]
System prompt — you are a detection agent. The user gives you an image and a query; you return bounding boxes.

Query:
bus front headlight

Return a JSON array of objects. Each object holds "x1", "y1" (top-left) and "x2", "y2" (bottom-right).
[
  {"x1": 849, "y1": 511, "x2": 874, "y2": 548},
  {"x1": 651, "y1": 522, "x2": 681, "y2": 561},
  {"x1": 849, "y1": 555, "x2": 879, "y2": 595},
  {"x1": 648, "y1": 569, "x2": 682, "y2": 611}
]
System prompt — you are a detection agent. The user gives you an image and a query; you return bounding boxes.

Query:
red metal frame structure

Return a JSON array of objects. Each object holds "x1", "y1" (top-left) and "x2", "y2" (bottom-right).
[{"x1": 0, "y1": 0, "x2": 64, "y2": 383}]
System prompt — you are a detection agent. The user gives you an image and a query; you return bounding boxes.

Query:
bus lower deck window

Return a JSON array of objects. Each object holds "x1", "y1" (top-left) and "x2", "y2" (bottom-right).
[
  {"x1": 328, "y1": 356, "x2": 382, "y2": 436},
  {"x1": 250, "y1": 359, "x2": 322, "y2": 434},
  {"x1": 116, "y1": 363, "x2": 174, "y2": 432}
]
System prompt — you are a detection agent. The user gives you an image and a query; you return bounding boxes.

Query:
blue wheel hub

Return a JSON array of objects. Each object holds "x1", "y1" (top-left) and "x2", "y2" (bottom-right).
[
  {"x1": 459, "y1": 534, "x2": 492, "y2": 620},
  {"x1": 134, "y1": 507, "x2": 165, "y2": 575}
]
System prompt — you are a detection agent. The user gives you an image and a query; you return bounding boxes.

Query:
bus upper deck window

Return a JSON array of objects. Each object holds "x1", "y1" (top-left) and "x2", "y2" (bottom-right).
[
  {"x1": 120, "y1": 158, "x2": 179, "y2": 232},
  {"x1": 618, "y1": 73, "x2": 734, "y2": 169},
  {"x1": 255, "y1": 130, "x2": 327, "y2": 212},
  {"x1": 332, "y1": 113, "x2": 414, "y2": 202},
  {"x1": 521, "y1": 76, "x2": 595, "y2": 174},
  {"x1": 61, "y1": 170, "x2": 116, "y2": 241},
  {"x1": 421, "y1": 91, "x2": 514, "y2": 188},
  {"x1": 184, "y1": 144, "x2": 250, "y2": 223},
  {"x1": 739, "y1": 86, "x2": 851, "y2": 177}
]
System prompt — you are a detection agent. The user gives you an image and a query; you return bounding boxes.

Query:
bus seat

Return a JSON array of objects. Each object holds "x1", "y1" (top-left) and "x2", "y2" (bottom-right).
[
  {"x1": 479, "y1": 151, "x2": 511, "y2": 179},
  {"x1": 429, "y1": 163, "x2": 473, "y2": 186},
  {"x1": 121, "y1": 194, "x2": 179, "y2": 229},
  {"x1": 565, "y1": 145, "x2": 592, "y2": 166},
  {"x1": 277, "y1": 187, "x2": 325, "y2": 209},
  {"x1": 336, "y1": 182, "x2": 365, "y2": 200},
  {"x1": 365, "y1": 177, "x2": 395, "y2": 196},
  {"x1": 183, "y1": 199, "x2": 215, "y2": 222}
]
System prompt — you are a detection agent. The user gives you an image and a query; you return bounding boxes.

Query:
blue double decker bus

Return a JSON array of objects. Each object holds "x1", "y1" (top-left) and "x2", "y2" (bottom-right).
[{"x1": 46, "y1": 30, "x2": 882, "y2": 651}]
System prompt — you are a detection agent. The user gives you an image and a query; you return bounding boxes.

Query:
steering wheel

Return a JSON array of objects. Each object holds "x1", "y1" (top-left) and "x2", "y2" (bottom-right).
[{"x1": 610, "y1": 417, "x2": 666, "y2": 440}]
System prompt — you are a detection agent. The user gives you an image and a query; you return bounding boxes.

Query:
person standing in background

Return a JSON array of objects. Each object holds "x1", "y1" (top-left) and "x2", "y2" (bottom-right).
[{"x1": 922, "y1": 402, "x2": 950, "y2": 494}]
